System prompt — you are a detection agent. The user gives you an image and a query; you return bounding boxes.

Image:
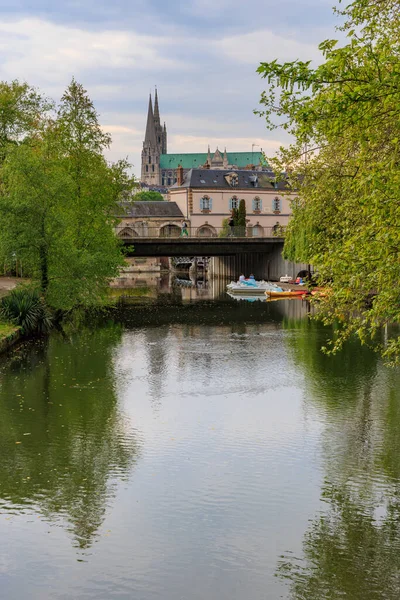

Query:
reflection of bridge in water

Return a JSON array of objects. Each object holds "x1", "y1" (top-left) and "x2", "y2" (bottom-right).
[{"x1": 112, "y1": 272, "x2": 312, "y2": 321}]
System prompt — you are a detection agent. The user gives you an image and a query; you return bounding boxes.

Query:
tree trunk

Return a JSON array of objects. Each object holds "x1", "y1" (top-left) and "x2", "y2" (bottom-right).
[
  {"x1": 39, "y1": 216, "x2": 49, "y2": 293},
  {"x1": 39, "y1": 243, "x2": 49, "y2": 292}
]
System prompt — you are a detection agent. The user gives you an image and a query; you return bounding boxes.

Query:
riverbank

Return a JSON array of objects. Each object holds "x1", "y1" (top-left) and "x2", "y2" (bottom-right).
[
  {"x1": 0, "y1": 277, "x2": 28, "y2": 352},
  {"x1": 0, "y1": 276, "x2": 28, "y2": 297}
]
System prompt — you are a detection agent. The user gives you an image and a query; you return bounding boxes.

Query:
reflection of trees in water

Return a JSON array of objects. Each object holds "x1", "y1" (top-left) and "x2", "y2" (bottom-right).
[
  {"x1": 0, "y1": 324, "x2": 140, "y2": 549},
  {"x1": 278, "y1": 481, "x2": 400, "y2": 600},
  {"x1": 279, "y1": 320, "x2": 400, "y2": 599}
]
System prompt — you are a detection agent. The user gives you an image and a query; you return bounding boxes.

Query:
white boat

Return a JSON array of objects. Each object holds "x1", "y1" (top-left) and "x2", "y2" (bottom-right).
[
  {"x1": 227, "y1": 280, "x2": 283, "y2": 295},
  {"x1": 227, "y1": 292, "x2": 267, "y2": 302}
]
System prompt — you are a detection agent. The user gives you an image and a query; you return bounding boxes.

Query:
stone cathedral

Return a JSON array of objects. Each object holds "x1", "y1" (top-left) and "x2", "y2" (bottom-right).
[{"x1": 141, "y1": 90, "x2": 265, "y2": 187}]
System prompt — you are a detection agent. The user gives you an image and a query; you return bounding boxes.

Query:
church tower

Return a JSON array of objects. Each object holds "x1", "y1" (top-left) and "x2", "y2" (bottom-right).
[{"x1": 141, "y1": 90, "x2": 167, "y2": 185}]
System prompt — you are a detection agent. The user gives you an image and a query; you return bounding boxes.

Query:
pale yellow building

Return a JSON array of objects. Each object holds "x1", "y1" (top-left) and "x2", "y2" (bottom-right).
[{"x1": 168, "y1": 167, "x2": 294, "y2": 236}]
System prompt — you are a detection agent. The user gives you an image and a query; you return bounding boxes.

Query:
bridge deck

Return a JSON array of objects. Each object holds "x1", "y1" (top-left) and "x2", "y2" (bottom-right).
[{"x1": 121, "y1": 236, "x2": 284, "y2": 257}]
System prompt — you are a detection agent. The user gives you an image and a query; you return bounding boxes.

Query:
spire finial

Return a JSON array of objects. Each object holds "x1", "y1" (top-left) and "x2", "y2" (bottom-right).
[
  {"x1": 154, "y1": 87, "x2": 160, "y2": 123},
  {"x1": 144, "y1": 94, "x2": 156, "y2": 145}
]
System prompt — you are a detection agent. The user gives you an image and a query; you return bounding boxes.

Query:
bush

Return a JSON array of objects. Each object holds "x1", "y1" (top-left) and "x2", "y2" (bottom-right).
[{"x1": 0, "y1": 287, "x2": 53, "y2": 335}]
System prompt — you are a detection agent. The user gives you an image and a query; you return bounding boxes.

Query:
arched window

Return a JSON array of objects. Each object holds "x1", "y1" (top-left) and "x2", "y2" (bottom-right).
[
  {"x1": 252, "y1": 197, "x2": 262, "y2": 212},
  {"x1": 148, "y1": 156, "x2": 151, "y2": 164},
  {"x1": 229, "y1": 196, "x2": 239, "y2": 210},
  {"x1": 152, "y1": 164, "x2": 154, "y2": 172},
  {"x1": 200, "y1": 196, "x2": 212, "y2": 212},
  {"x1": 273, "y1": 197, "x2": 282, "y2": 213},
  {"x1": 145, "y1": 165, "x2": 148, "y2": 172}
]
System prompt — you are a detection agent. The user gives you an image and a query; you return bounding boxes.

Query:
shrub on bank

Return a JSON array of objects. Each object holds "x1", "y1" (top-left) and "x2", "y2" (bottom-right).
[{"x1": 0, "y1": 287, "x2": 53, "y2": 335}]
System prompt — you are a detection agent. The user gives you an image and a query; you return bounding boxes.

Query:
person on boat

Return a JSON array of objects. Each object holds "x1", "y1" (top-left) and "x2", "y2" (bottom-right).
[
  {"x1": 249, "y1": 274, "x2": 255, "y2": 280},
  {"x1": 239, "y1": 274, "x2": 246, "y2": 282}
]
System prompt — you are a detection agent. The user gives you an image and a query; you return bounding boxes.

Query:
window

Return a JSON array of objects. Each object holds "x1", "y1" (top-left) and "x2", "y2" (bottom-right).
[
  {"x1": 168, "y1": 178, "x2": 171, "y2": 185},
  {"x1": 162, "y1": 177, "x2": 165, "y2": 185},
  {"x1": 200, "y1": 196, "x2": 212, "y2": 211},
  {"x1": 273, "y1": 197, "x2": 282, "y2": 213},
  {"x1": 148, "y1": 156, "x2": 151, "y2": 164},
  {"x1": 252, "y1": 197, "x2": 262, "y2": 212},
  {"x1": 146, "y1": 165, "x2": 148, "y2": 172},
  {"x1": 229, "y1": 196, "x2": 239, "y2": 210},
  {"x1": 152, "y1": 165, "x2": 154, "y2": 172}
]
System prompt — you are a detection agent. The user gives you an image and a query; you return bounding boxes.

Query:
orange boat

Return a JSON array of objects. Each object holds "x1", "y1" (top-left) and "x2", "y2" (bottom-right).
[{"x1": 265, "y1": 290, "x2": 308, "y2": 299}]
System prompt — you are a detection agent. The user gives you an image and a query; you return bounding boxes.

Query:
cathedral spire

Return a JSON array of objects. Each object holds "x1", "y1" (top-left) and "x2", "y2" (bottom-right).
[
  {"x1": 154, "y1": 88, "x2": 160, "y2": 124},
  {"x1": 207, "y1": 145, "x2": 211, "y2": 165},
  {"x1": 144, "y1": 94, "x2": 156, "y2": 146}
]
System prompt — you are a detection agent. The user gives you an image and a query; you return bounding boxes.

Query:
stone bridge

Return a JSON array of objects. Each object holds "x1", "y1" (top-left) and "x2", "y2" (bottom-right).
[{"x1": 119, "y1": 234, "x2": 306, "y2": 281}]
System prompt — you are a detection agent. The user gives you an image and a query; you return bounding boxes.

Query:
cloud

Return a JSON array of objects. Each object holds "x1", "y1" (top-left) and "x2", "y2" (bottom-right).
[
  {"x1": 0, "y1": 4, "x2": 336, "y2": 177},
  {"x1": 0, "y1": 18, "x2": 182, "y2": 91},
  {"x1": 217, "y1": 28, "x2": 321, "y2": 65},
  {"x1": 169, "y1": 134, "x2": 285, "y2": 156}
]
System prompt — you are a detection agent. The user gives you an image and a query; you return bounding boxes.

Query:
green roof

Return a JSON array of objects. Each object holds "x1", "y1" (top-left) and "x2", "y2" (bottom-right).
[{"x1": 160, "y1": 151, "x2": 265, "y2": 170}]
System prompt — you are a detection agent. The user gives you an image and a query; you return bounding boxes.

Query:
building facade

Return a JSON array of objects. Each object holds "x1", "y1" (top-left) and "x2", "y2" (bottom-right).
[
  {"x1": 168, "y1": 168, "x2": 294, "y2": 236},
  {"x1": 141, "y1": 91, "x2": 266, "y2": 186}
]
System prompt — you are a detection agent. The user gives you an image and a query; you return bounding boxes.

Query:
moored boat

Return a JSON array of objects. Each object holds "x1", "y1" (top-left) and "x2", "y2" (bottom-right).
[{"x1": 227, "y1": 280, "x2": 283, "y2": 295}]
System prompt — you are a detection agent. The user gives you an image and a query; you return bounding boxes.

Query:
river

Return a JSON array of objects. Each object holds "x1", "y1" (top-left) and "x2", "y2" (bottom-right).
[{"x1": 1, "y1": 279, "x2": 400, "y2": 599}]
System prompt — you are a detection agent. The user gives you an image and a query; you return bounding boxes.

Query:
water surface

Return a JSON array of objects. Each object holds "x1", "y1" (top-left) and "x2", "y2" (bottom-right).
[{"x1": 1, "y1": 296, "x2": 400, "y2": 599}]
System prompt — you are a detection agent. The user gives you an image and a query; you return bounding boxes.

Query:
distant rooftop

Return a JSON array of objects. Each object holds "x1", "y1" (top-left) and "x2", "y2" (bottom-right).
[
  {"x1": 160, "y1": 151, "x2": 265, "y2": 170},
  {"x1": 117, "y1": 201, "x2": 183, "y2": 218},
  {"x1": 170, "y1": 169, "x2": 289, "y2": 190}
]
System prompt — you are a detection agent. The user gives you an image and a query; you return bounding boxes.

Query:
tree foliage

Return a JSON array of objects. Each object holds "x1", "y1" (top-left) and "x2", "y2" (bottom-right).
[
  {"x1": 0, "y1": 80, "x2": 52, "y2": 162},
  {"x1": 258, "y1": 0, "x2": 400, "y2": 362},
  {"x1": 133, "y1": 190, "x2": 165, "y2": 202},
  {"x1": 0, "y1": 79, "x2": 133, "y2": 310}
]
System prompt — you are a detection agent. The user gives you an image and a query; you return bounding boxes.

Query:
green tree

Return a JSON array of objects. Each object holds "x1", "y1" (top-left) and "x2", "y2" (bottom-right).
[
  {"x1": 133, "y1": 190, "x2": 165, "y2": 201},
  {"x1": 0, "y1": 79, "x2": 132, "y2": 310},
  {"x1": 237, "y1": 198, "x2": 247, "y2": 236},
  {"x1": 0, "y1": 80, "x2": 52, "y2": 162},
  {"x1": 218, "y1": 217, "x2": 230, "y2": 238},
  {"x1": 257, "y1": 0, "x2": 400, "y2": 362}
]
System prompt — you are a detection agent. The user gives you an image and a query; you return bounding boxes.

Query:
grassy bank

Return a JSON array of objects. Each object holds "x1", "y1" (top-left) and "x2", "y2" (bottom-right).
[{"x1": 0, "y1": 322, "x2": 18, "y2": 340}]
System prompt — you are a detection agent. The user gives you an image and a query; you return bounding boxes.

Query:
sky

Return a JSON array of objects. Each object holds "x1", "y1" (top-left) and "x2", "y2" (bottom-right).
[{"x1": 0, "y1": 0, "x2": 339, "y2": 176}]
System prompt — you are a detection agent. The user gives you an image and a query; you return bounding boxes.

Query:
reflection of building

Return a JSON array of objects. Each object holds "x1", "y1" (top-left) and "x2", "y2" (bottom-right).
[
  {"x1": 168, "y1": 168, "x2": 295, "y2": 236},
  {"x1": 141, "y1": 90, "x2": 265, "y2": 186}
]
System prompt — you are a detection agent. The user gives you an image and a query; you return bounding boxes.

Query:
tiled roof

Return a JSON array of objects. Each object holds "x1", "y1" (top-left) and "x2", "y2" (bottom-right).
[
  {"x1": 160, "y1": 151, "x2": 265, "y2": 170},
  {"x1": 172, "y1": 169, "x2": 289, "y2": 190},
  {"x1": 117, "y1": 201, "x2": 184, "y2": 218}
]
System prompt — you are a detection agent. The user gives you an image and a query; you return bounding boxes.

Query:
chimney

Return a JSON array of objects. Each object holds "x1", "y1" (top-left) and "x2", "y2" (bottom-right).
[{"x1": 177, "y1": 164, "x2": 184, "y2": 186}]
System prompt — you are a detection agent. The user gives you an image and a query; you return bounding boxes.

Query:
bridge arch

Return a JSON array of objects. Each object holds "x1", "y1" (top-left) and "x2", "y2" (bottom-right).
[
  {"x1": 248, "y1": 223, "x2": 264, "y2": 238},
  {"x1": 196, "y1": 224, "x2": 217, "y2": 237},
  {"x1": 159, "y1": 223, "x2": 181, "y2": 237},
  {"x1": 118, "y1": 226, "x2": 138, "y2": 239}
]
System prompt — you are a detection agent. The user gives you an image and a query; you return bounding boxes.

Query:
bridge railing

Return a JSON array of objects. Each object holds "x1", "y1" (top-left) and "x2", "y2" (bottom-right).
[{"x1": 116, "y1": 225, "x2": 286, "y2": 239}]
